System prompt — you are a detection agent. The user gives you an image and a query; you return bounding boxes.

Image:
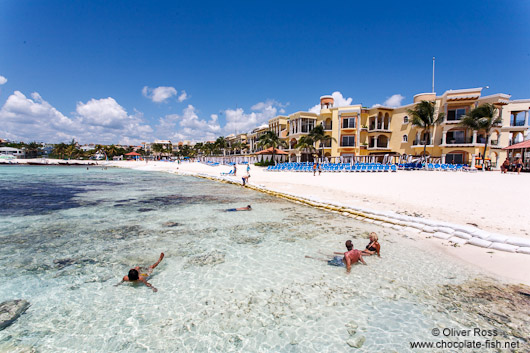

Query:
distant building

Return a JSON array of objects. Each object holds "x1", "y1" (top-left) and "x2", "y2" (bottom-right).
[{"x1": 0, "y1": 147, "x2": 25, "y2": 158}]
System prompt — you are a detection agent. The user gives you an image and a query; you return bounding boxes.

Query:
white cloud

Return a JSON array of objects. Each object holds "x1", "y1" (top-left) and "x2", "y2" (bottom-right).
[
  {"x1": 142, "y1": 86, "x2": 178, "y2": 103},
  {"x1": 156, "y1": 105, "x2": 221, "y2": 142},
  {"x1": 0, "y1": 91, "x2": 153, "y2": 144},
  {"x1": 223, "y1": 99, "x2": 284, "y2": 135},
  {"x1": 0, "y1": 75, "x2": 7, "y2": 85},
  {"x1": 373, "y1": 94, "x2": 405, "y2": 108},
  {"x1": 309, "y1": 91, "x2": 353, "y2": 113},
  {"x1": 178, "y1": 90, "x2": 189, "y2": 102},
  {"x1": 0, "y1": 91, "x2": 77, "y2": 142},
  {"x1": 154, "y1": 99, "x2": 287, "y2": 142}
]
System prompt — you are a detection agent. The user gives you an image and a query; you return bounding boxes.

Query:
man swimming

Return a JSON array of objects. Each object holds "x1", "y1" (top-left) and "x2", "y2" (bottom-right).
[
  {"x1": 117, "y1": 252, "x2": 164, "y2": 292},
  {"x1": 225, "y1": 205, "x2": 252, "y2": 212}
]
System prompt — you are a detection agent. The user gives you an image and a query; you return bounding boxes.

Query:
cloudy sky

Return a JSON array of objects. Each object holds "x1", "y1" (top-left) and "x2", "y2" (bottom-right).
[{"x1": 1, "y1": 1, "x2": 529, "y2": 144}]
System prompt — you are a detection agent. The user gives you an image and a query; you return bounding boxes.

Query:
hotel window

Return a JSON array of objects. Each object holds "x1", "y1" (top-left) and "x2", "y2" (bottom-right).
[
  {"x1": 403, "y1": 116, "x2": 409, "y2": 124},
  {"x1": 342, "y1": 117, "x2": 356, "y2": 129},
  {"x1": 301, "y1": 119, "x2": 315, "y2": 133},
  {"x1": 402, "y1": 135, "x2": 408, "y2": 142},
  {"x1": 511, "y1": 111, "x2": 527, "y2": 126},
  {"x1": 341, "y1": 135, "x2": 355, "y2": 147},
  {"x1": 447, "y1": 108, "x2": 466, "y2": 121}
]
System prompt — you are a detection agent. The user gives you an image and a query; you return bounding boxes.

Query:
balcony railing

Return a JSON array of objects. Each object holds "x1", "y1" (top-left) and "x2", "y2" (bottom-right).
[
  {"x1": 511, "y1": 121, "x2": 526, "y2": 127},
  {"x1": 446, "y1": 137, "x2": 473, "y2": 144},
  {"x1": 412, "y1": 140, "x2": 433, "y2": 146},
  {"x1": 368, "y1": 124, "x2": 390, "y2": 131},
  {"x1": 340, "y1": 143, "x2": 355, "y2": 147},
  {"x1": 368, "y1": 143, "x2": 389, "y2": 149},
  {"x1": 323, "y1": 124, "x2": 332, "y2": 130}
]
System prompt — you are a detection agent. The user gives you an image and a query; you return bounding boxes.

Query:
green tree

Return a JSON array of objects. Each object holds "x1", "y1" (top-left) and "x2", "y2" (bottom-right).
[
  {"x1": 215, "y1": 137, "x2": 227, "y2": 156},
  {"x1": 295, "y1": 135, "x2": 317, "y2": 162},
  {"x1": 460, "y1": 103, "x2": 502, "y2": 170},
  {"x1": 104, "y1": 145, "x2": 119, "y2": 159},
  {"x1": 25, "y1": 141, "x2": 42, "y2": 158},
  {"x1": 309, "y1": 125, "x2": 336, "y2": 162},
  {"x1": 407, "y1": 101, "x2": 445, "y2": 163},
  {"x1": 151, "y1": 143, "x2": 164, "y2": 159},
  {"x1": 52, "y1": 143, "x2": 67, "y2": 158},
  {"x1": 257, "y1": 131, "x2": 287, "y2": 165}
]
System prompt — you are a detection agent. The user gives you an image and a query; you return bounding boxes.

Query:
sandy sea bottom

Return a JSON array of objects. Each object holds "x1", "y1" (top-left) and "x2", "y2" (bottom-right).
[{"x1": 0, "y1": 166, "x2": 527, "y2": 352}]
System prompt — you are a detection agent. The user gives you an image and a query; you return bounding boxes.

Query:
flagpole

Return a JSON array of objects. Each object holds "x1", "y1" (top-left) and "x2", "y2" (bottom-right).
[{"x1": 432, "y1": 57, "x2": 435, "y2": 93}]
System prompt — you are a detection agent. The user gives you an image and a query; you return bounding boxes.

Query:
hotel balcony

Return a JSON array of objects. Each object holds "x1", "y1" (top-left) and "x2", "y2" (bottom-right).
[
  {"x1": 367, "y1": 143, "x2": 390, "y2": 150},
  {"x1": 323, "y1": 124, "x2": 333, "y2": 131},
  {"x1": 368, "y1": 123, "x2": 391, "y2": 132},
  {"x1": 412, "y1": 140, "x2": 434, "y2": 147}
]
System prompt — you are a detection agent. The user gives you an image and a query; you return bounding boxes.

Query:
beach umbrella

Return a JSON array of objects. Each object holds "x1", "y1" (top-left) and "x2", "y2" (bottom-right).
[{"x1": 125, "y1": 151, "x2": 142, "y2": 160}]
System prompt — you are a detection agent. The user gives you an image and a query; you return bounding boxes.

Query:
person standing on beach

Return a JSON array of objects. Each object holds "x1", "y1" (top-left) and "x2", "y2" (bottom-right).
[
  {"x1": 117, "y1": 253, "x2": 165, "y2": 292},
  {"x1": 247, "y1": 164, "x2": 250, "y2": 174},
  {"x1": 233, "y1": 164, "x2": 237, "y2": 176},
  {"x1": 501, "y1": 157, "x2": 510, "y2": 173},
  {"x1": 242, "y1": 174, "x2": 249, "y2": 186},
  {"x1": 318, "y1": 163, "x2": 322, "y2": 175},
  {"x1": 515, "y1": 156, "x2": 523, "y2": 174},
  {"x1": 313, "y1": 162, "x2": 317, "y2": 176}
]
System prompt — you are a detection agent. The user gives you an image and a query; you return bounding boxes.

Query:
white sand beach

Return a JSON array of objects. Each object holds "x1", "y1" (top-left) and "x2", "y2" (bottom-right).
[{"x1": 104, "y1": 160, "x2": 530, "y2": 285}]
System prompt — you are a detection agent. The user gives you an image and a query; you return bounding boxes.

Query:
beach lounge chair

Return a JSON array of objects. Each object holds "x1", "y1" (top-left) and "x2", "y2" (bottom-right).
[
  {"x1": 220, "y1": 169, "x2": 234, "y2": 176},
  {"x1": 390, "y1": 164, "x2": 397, "y2": 172}
]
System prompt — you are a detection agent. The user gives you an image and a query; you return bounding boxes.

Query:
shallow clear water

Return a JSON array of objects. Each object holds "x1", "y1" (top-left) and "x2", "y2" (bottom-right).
[{"x1": 0, "y1": 165, "x2": 514, "y2": 352}]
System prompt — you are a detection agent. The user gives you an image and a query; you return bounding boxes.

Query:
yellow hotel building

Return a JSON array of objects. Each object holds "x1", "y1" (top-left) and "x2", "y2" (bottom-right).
[{"x1": 266, "y1": 88, "x2": 529, "y2": 168}]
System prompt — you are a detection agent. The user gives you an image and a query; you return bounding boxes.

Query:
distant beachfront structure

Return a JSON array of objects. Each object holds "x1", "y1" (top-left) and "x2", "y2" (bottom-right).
[{"x1": 219, "y1": 87, "x2": 528, "y2": 168}]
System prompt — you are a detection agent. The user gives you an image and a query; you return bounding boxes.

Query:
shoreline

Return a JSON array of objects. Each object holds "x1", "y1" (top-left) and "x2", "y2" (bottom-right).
[
  {"x1": 106, "y1": 160, "x2": 530, "y2": 286},
  {"x1": 4, "y1": 159, "x2": 529, "y2": 285}
]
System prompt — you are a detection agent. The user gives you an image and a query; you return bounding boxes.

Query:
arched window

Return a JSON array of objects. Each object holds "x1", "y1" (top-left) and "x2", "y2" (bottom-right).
[
  {"x1": 402, "y1": 135, "x2": 408, "y2": 142},
  {"x1": 403, "y1": 116, "x2": 409, "y2": 124}
]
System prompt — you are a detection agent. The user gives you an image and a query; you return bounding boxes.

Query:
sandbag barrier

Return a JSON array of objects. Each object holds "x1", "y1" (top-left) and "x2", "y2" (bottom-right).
[{"x1": 172, "y1": 170, "x2": 530, "y2": 255}]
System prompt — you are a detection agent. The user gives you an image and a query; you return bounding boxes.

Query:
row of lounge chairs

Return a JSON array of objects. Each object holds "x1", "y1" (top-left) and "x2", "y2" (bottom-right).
[
  {"x1": 265, "y1": 163, "x2": 398, "y2": 172},
  {"x1": 398, "y1": 163, "x2": 470, "y2": 171}
]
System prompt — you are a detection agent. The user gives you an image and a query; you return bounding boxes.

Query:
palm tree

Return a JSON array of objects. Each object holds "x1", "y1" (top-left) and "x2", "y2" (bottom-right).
[
  {"x1": 460, "y1": 103, "x2": 501, "y2": 170},
  {"x1": 309, "y1": 125, "x2": 336, "y2": 162},
  {"x1": 104, "y1": 145, "x2": 119, "y2": 159},
  {"x1": 26, "y1": 141, "x2": 41, "y2": 158},
  {"x1": 215, "y1": 137, "x2": 227, "y2": 156},
  {"x1": 151, "y1": 143, "x2": 164, "y2": 160},
  {"x1": 295, "y1": 135, "x2": 317, "y2": 162},
  {"x1": 52, "y1": 143, "x2": 67, "y2": 158},
  {"x1": 407, "y1": 101, "x2": 445, "y2": 163},
  {"x1": 257, "y1": 131, "x2": 287, "y2": 165}
]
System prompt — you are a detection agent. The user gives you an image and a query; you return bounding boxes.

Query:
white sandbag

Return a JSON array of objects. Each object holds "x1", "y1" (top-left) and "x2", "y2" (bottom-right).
[
  {"x1": 433, "y1": 232, "x2": 452, "y2": 240},
  {"x1": 422, "y1": 226, "x2": 435, "y2": 233},
  {"x1": 453, "y1": 231, "x2": 472, "y2": 240},
  {"x1": 516, "y1": 247, "x2": 530, "y2": 255},
  {"x1": 435, "y1": 227, "x2": 455, "y2": 235},
  {"x1": 506, "y1": 237, "x2": 530, "y2": 248},
  {"x1": 467, "y1": 237, "x2": 492, "y2": 248},
  {"x1": 488, "y1": 243, "x2": 518, "y2": 253},
  {"x1": 485, "y1": 233, "x2": 509, "y2": 243},
  {"x1": 448, "y1": 237, "x2": 468, "y2": 245}
]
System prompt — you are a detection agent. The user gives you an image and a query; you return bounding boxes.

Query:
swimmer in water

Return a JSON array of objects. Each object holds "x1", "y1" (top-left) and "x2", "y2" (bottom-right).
[
  {"x1": 225, "y1": 205, "x2": 252, "y2": 212},
  {"x1": 116, "y1": 252, "x2": 164, "y2": 292}
]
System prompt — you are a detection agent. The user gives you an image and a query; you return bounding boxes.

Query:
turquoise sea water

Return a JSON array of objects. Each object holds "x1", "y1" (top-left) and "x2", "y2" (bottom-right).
[{"x1": 0, "y1": 166, "x2": 516, "y2": 352}]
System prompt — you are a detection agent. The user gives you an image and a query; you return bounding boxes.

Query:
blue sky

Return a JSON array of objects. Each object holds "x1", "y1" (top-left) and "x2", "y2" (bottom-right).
[{"x1": 1, "y1": 0, "x2": 529, "y2": 144}]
